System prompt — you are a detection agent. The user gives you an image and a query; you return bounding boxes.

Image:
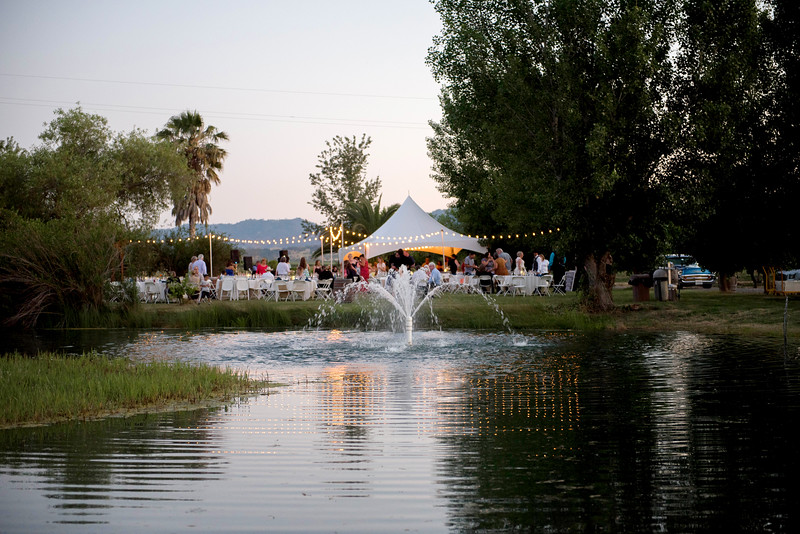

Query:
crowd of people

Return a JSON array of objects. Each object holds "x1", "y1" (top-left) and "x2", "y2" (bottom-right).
[{"x1": 172, "y1": 246, "x2": 566, "y2": 302}]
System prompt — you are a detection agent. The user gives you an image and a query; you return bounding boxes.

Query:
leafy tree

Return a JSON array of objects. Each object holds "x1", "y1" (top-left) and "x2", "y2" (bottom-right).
[
  {"x1": 427, "y1": 0, "x2": 677, "y2": 309},
  {"x1": 157, "y1": 111, "x2": 229, "y2": 237},
  {"x1": 0, "y1": 107, "x2": 189, "y2": 326},
  {"x1": 666, "y1": 0, "x2": 776, "y2": 290},
  {"x1": 305, "y1": 134, "x2": 382, "y2": 233},
  {"x1": 342, "y1": 195, "x2": 399, "y2": 235}
]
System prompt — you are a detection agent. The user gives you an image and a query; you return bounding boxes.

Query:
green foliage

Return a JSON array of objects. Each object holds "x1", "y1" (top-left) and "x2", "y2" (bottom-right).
[
  {"x1": 157, "y1": 111, "x2": 229, "y2": 237},
  {"x1": 124, "y1": 227, "x2": 234, "y2": 278},
  {"x1": 305, "y1": 134, "x2": 382, "y2": 230},
  {"x1": 0, "y1": 107, "x2": 192, "y2": 327},
  {"x1": 427, "y1": 0, "x2": 677, "y2": 309}
]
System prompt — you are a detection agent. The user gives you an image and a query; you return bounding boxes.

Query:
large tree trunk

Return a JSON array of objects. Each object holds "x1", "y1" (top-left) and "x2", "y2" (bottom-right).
[
  {"x1": 584, "y1": 252, "x2": 616, "y2": 311},
  {"x1": 718, "y1": 272, "x2": 737, "y2": 292}
]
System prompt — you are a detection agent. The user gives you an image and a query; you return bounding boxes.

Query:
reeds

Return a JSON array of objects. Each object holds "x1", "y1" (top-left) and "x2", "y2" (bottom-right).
[{"x1": 0, "y1": 351, "x2": 264, "y2": 427}]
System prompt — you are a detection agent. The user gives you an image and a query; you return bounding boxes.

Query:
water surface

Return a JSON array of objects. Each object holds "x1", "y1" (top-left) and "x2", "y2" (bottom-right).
[{"x1": 2, "y1": 329, "x2": 799, "y2": 532}]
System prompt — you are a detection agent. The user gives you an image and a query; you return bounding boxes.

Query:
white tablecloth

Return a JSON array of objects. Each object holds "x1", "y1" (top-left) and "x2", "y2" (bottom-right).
[{"x1": 137, "y1": 280, "x2": 168, "y2": 302}]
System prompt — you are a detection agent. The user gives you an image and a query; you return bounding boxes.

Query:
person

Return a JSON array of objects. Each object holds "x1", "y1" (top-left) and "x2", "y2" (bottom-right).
[
  {"x1": 188, "y1": 255, "x2": 197, "y2": 276},
  {"x1": 376, "y1": 256, "x2": 387, "y2": 275},
  {"x1": 515, "y1": 251, "x2": 526, "y2": 275},
  {"x1": 484, "y1": 252, "x2": 495, "y2": 274},
  {"x1": 447, "y1": 256, "x2": 460, "y2": 275},
  {"x1": 463, "y1": 252, "x2": 477, "y2": 275},
  {"x1": 411, "y1": 265, "x2": 429, "y2": 288},
  {"x1": 531, "y1": 252, "x2": 540, "y2": 274},
  {"x1": 318, "y1": 265, "x2": 334, "y2": 280},
  {"x1": 537, "y1": 253, "x2": 550, "y2": 275},
  {"x1": 261, "y1": 266, "x2": 274, "y2": 283},
  {"x1": 402, "y1": 249, "x2": 416, "y2": 269},
  {"x1": 256, "y1": 258, "x2": 269, "y2": 276},
  {"x1": 423, "y1": 257, "x2": 431, "y2": 267},
  {"x1": 195, "y1": 254, "x2": 208, "y2": 276},
  {"x1": 313, "y1": 260, "x2": 323, "y2": 277},
  {"x1": 428, "y1": 263, "x2": 443, "y2": 287},
  {"x1": 493, "y1": 252, "x2": 510, "y2": 276},
  {"x1": 343, "y1": 259, "x2": 360, "y2": 281},
  {"x1": 198, "y1": 274, "x2": 213, "y2": 302},
  {"x1": 496, "y1": 248, "x2": 513, "y2": 273},
  {"x1": 296, "y1": 257, "x2": 310, "y2": 279},
  {"x1": 275, "y1": 256, "x2": 291, "y2": 279},
  {"x1": 187, "y1": 266, "x2": 202, "y2": 298},
  {"x1": 224, "y1": 260, "x2": 236, "y2": 276},
  {"x1": 358, "y1": 255, "x2": 370, "y2": 281},
  {"x1": 389, "y1": 249, "x2": 404, "y2": 270}
]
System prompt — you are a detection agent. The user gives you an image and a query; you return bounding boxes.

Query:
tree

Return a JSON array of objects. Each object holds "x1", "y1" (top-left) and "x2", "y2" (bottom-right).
[
  {"x1": 665, "y1": 0, "x2": 775, "y2": 291},
  {"x1": 427, "y1": 0, "x2": 677, "y2": 309},
  {"x1": 305, "y1": 134, "x2": 382, "y2": 232},
  {"x1": 342, "y1": 195, "x2": 399, "y2": 235},
  {"x1": 157, "y1": 111, "x2": 229, "y2": 237},
  {"x1": 0, "y1": 107, "x2": 189, "y2": 326}
]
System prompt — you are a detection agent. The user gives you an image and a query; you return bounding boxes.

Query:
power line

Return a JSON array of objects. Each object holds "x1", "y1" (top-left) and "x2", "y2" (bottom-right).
[
  {"x1": 0, "y1": 96, "x2": 433, "y2": 130},
  {"x1": 0, "y1": 72, "x2": 437, "y2": 101}
]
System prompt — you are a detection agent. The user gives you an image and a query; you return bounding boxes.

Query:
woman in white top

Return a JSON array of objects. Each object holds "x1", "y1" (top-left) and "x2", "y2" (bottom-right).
[
  {"x1": 275, "y1": 256, "x2": 291, "y2": 279},
  {"x1": 515, "y1": 251, "x2": 526, "y2": 275},
  {"x1": 376, "y1": 257, "x2": 387, "y2": 275},
  {"x1": 537, "y1": 253, "x2": 550, "y2": 275}
]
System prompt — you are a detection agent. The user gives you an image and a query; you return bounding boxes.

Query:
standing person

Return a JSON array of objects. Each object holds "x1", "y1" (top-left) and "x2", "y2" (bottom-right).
[
  {"x1": 537, "y1": 253, "x2": 550, "y2": 275},
  {"x1": 195, "y1": 254, "x2": 208, "y2": 276},
  {"x1": 256, "y1": 258, "x2": 269, "y2": 276},
  {"x1": 493, "y1": 252, "x2": 510, "y2": 276},
  {"x1": 188, "y1": 255, "x2": 197, "y2": 276},
  {"x1": 390, "y1": 249, "x2": 404, "y2": 270},
  {"x1": 496, "y1": 248, "x2": 512, "y2": 272},
  {"x1": 313, "y1": 260, "x2": 323, "y2": 277},
  {"x1": 531, "y1": 252, "x2": 540, "y2": 274},
  {"x1": 402, "y1": 249, "x2": 416, "y2": 269},
  {"x1": 343, "y1": 259, "x2": 360, "y2": 281},
  {"x1": 358, "y1": 255, "x2": 370, "y2": 281},
  {"x1": 275, "y1": 256, "x2": 291, "y2": 279},
  {"x1": 515, "y1": 251, "x2": 526, "y2": 275},
  {"x1": 447, "y1": 256, "x2": 460, "y2": 275},
  {"x1": 376, "y1": 256, "x2": 387, "y2": 275},
  {"x1": 463, "y1": 252, "x2": 477, "y2": 275}
]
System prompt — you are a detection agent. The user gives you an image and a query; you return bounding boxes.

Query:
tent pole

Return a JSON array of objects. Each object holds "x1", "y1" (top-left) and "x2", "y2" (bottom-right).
[{"x1": 441, "y1": 230, "x2": 446, "y2": 268}]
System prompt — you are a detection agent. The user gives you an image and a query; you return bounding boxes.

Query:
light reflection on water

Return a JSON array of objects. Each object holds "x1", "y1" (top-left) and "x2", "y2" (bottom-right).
[{"x1": 1, "y1": 329, "x2": 799, "y2": 533}]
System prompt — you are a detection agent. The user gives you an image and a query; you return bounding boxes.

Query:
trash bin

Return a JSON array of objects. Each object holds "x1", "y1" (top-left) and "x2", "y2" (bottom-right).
[
  {"x1": 628, "y1": 273, "x2": 652, "y2": 302},
  {"x1": 653, "y1": 268, "x2": 668, "y2": 301}
]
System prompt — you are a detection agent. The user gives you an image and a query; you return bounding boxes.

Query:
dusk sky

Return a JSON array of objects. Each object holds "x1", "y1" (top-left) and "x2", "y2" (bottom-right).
[{"x1": 0, "y1": 0, "x2": 446, "y2": 226}]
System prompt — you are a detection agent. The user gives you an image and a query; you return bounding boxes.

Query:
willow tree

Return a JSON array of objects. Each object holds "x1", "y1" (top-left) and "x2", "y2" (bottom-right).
[
  {"x1": 427, "y1": 0, "x2": 677, "y2": 310},
  {"x1": 157, "y1": 111, "x2": 229, "y2": 237}
]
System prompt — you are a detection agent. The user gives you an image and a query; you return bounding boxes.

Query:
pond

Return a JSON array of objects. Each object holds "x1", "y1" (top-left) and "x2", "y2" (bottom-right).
[{"x1": 1, "y1": 328, "x2": 799, "y2": 533}]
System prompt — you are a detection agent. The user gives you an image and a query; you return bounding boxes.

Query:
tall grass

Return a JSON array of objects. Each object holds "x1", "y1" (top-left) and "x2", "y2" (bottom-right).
[{"x1": 0, "y1": 351, "x2": 264, "y2": 427}]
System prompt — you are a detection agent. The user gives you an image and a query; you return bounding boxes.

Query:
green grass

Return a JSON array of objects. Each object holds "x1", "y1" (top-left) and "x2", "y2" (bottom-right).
[
  {"x1": 60, "y1": 286, "x2": 800, "y2": 337},
  {"x1": 0, "y1": 351, "x2": 268, "y2": 428}
]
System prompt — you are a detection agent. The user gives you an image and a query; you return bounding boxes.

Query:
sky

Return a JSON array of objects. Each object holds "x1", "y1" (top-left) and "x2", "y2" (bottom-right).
[{"x1": 0, "y1": 0, "x2": 447, "y2": 226}]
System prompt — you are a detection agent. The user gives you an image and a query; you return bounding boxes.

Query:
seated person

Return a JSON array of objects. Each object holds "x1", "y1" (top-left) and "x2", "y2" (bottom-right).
[
  {"x1": 275, "y1": 256, "x2": 291, "y2": 279},
  {"x1": 428, "y1": 264, "x2": 443, "y2": 287},
  {"x1": 224, "y1": 260, "x2": 236, "y2": 276},
  {"x1": 197, "y1": 274, "x2": 213, "y2": 302},
  {"x1": 318, "y1": 265, "x2": 334, "y2": 280},
  {"x1": 256, "y1": 258, "x2": 269, "y2": 276},
  {"x1": 188, "y1": 267, "x2": 202, "y2": 298}
]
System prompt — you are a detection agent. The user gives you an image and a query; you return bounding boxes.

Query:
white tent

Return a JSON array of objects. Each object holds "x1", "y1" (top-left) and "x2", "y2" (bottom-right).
[{"x1": 337, "y1": 195, "x2": 484, "y2": 263}]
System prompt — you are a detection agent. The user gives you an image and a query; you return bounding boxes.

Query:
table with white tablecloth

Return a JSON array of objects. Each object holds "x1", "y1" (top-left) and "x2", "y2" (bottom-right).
[
  {"x1": 136, "y1": 280, "x2": 169, "y2": 302},
  {"x1": 215, "y1": 276, "x2": 317, "y2": 301}
]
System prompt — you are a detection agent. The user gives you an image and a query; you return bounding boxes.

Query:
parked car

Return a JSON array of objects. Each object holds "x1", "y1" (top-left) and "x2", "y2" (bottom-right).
[{"x1": 679, "y1": 264, "x2": 715, "y2": 289}]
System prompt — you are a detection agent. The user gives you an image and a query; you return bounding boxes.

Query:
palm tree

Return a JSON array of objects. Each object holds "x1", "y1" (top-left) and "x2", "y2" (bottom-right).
[
  {"x1": 343, "y1": 195, "x2": 399, "y2": 235},
  {"x1": 157, "y1": 111, "x2": 228, "y2": 237}
]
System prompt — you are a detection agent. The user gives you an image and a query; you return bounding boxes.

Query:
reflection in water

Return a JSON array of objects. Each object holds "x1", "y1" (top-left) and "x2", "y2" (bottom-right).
[{"x1": 1, "y1": 330, "x2": 799, "y2": 533}]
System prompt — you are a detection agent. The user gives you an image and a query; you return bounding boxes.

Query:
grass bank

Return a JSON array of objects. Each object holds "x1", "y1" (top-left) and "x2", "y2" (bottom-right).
[
  {"x1": 0, "y1": 351, "x2": 268, "y2": 428},
  {"x1": 67, "y1": 286, "x2": 800, "y2": 337}
]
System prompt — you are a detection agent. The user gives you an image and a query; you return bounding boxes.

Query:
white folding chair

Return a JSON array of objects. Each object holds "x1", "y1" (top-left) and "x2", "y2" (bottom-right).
[
  {"x1": 315, "y1": 278, "x2": 332, "y2": 300},
  {"x1": 256, "y1": 279, "x2": 273, "y2": 300},
  {"x1": 291, "y1": 280, "x2": 309, "y2": 301},
  {"x1": 552, "y1": 275, "x2": 566, "y2": 295},
  {"x1": 235, "y1": 278, "x2": 250, "y2": 300},
  {"x1": 219, "y1": 277, "x2": 236, "y2": 300},
  {"x1": 496, "y1": 275, "x2": 513, "y2": 296},
  {"x1": 276, "y1": 281, "x2": 293, "y2": 301},
  {"x1": 540, "y1": 274, "x2": 553, "y2": 296},
  {"x1": 144, "y1": 281, "x2": 164, "y2": 303},
  {"x1": 510, "y1": 276, "x2": 527, "y2": 297}
]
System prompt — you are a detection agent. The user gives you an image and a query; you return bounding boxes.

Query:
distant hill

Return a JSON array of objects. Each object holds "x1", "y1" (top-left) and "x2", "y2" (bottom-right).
[{"x1": 155, "y1": 218, "x2": 308, "y2": 241}]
